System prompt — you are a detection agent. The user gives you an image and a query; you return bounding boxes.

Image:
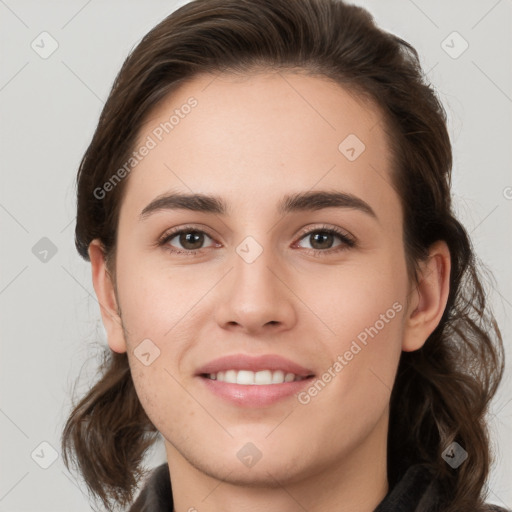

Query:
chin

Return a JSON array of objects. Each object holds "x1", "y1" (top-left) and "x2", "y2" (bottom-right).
[{"x1": 197, "y1": 454, "x2": 311, "y2": 489}]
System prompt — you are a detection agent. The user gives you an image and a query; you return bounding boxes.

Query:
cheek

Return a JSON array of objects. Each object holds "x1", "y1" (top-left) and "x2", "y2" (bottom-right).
[
  {"x1": 119, "y1": 273, "x2": 200, "y2": 432},
  {"x1": 294, "y1": 271, "x2": 405, "y2": 447},
  {"x1": 115, "y1": 251, "x2": 199, "y2": 340},
  {"x1": 308, "y1": 256, "x2": 406, "y2": 344},
  {"x1": 302, "y1": 254, "x2": 407, "y2": 398},
  {"x1": 115, "y1": 260, "x2": 206, "y2": 422},
  {"x1": 127, "y1": 357, "x2": 205, "y2": 446}
]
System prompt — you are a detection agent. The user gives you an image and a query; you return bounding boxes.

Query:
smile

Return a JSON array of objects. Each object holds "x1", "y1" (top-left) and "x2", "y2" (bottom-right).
[{"x1": 203, "y1": 369, "x2": 309, "y2": 385}]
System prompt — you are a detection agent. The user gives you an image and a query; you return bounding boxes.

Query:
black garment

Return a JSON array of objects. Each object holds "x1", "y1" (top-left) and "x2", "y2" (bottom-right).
[{"x1": 128, "y1": 462, "x2": 510, "y2": 512}]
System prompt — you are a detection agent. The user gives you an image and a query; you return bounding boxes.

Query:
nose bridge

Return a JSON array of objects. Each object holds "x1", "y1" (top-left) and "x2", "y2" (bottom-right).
[
  {"x1": 235, "y1": 234, "x2": 277, "y2": 294},
  {"x1": 214, "y1": 232, "x2": 297, "y2": 332}
]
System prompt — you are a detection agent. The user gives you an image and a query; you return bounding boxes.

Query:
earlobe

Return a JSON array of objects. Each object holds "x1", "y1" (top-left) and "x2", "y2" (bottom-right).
[
  {"x1": 88, "y1": 240, "x2": 127, "y2": 354},
  {"x1": 402, "y1": 240, "x2": 451, "y2": 352}
]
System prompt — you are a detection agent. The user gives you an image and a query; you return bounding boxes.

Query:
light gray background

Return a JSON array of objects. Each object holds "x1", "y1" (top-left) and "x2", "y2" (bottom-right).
[{"x1": 0, "y1": 0, "x2": 511, "y2": 510}]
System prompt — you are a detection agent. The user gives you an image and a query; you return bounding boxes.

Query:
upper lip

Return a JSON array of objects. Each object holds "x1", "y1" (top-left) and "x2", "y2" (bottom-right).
[{"x1": 196, "y1": 354, "x2": 315, "y2": 377}]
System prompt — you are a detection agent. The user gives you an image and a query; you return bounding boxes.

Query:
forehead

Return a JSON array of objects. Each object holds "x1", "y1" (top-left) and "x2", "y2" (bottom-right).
[{"x1": 121, "y1": 71, "x2": 399, "y2": 223}]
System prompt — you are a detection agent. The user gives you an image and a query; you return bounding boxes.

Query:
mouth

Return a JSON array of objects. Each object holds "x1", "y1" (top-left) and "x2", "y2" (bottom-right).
[
  {"x1": 195, "y1": 354, "x2": 316, "y2": 407},
  {"x1": 195, "y1": 353, "x2": 315, "y2": 379},
  {"x1": 200, "y1": 369, "x2": 311, "y2": 384}
]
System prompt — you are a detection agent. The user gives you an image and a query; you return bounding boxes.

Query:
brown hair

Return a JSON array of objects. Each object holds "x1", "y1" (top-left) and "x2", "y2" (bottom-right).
[{"x1": 61, "y1": 0, "x2": 505, "y2": 511}]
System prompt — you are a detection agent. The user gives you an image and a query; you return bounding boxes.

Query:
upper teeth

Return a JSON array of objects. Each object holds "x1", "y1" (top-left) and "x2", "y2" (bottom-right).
[{"x1": 207, "y1": 370, "x2": 305, "y2": 385}]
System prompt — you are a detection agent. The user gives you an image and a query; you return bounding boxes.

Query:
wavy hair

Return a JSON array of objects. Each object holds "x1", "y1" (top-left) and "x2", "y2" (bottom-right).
[{"x1": 61, "y1": 0, "x2": 505, "y2": 511}]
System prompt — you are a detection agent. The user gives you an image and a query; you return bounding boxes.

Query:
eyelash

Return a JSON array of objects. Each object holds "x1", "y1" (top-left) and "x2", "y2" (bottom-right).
[{"x1": 157, "y1": 224, "x2": 356, "y2": 258}]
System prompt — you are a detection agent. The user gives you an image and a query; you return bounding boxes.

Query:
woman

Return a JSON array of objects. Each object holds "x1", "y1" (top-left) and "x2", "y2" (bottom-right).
[{"x1": 61, "y1": 0, "x2": 508, "y2": 511}]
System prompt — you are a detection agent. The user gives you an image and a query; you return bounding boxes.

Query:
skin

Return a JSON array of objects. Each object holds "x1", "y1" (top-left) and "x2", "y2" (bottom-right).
[{"x1": 89, "y1": 71, "x2": 451, "y2": 512}]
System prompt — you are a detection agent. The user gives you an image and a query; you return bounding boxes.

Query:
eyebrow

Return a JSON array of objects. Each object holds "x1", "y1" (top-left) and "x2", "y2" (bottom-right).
[{"x1": 139, "y1": 190, "x2": 377, "y2": 220}]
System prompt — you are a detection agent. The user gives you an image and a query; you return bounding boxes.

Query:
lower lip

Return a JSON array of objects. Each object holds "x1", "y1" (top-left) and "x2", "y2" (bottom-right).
[{"x1": 198, "y1": 376, "x2": 314, "y2": 407}]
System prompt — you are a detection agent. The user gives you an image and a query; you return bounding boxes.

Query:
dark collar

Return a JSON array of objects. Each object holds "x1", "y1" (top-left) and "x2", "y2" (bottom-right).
[
  {"x1": 373, "y1": 463, "x2": 439, "y2": 512},
  {"x1": 129, "y1": 462, "x2": 173, "y2": 512}
]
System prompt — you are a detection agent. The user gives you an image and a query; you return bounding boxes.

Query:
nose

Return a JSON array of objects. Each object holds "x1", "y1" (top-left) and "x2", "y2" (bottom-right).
[{"x1": 214, "y1": 240, "x2": 297, "y2": 335}]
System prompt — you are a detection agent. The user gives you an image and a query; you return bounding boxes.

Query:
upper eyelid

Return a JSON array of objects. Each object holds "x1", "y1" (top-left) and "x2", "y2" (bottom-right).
[{"x1": 296, "y1": 224, "x2": 353, "y2": 240}]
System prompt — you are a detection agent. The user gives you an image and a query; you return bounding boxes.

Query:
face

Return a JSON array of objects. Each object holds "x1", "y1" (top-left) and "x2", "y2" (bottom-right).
[{"x1": 94, "y1": 71, "x2": 432, "y2": 487}]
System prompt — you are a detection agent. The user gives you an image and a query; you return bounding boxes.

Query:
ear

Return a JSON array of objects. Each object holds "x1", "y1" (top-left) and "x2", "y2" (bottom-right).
[
  {"x1": 402, "y1": 240, "x2": 451, "y2": 352},
  {"x1": 88, "y1": 239, "x2": 127, "y2": 353}
]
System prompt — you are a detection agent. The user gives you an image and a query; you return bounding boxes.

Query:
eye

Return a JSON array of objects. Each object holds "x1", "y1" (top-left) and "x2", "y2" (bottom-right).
[
  {"x1": 157, "y1": 224, "x2": 356, "y2": 257},
  {"x1": 159, "y1": 226, "x2": 218, "y2": 255},
  {"x1": 294, "y1": 225, "x2": 356, "y2": 255}
]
